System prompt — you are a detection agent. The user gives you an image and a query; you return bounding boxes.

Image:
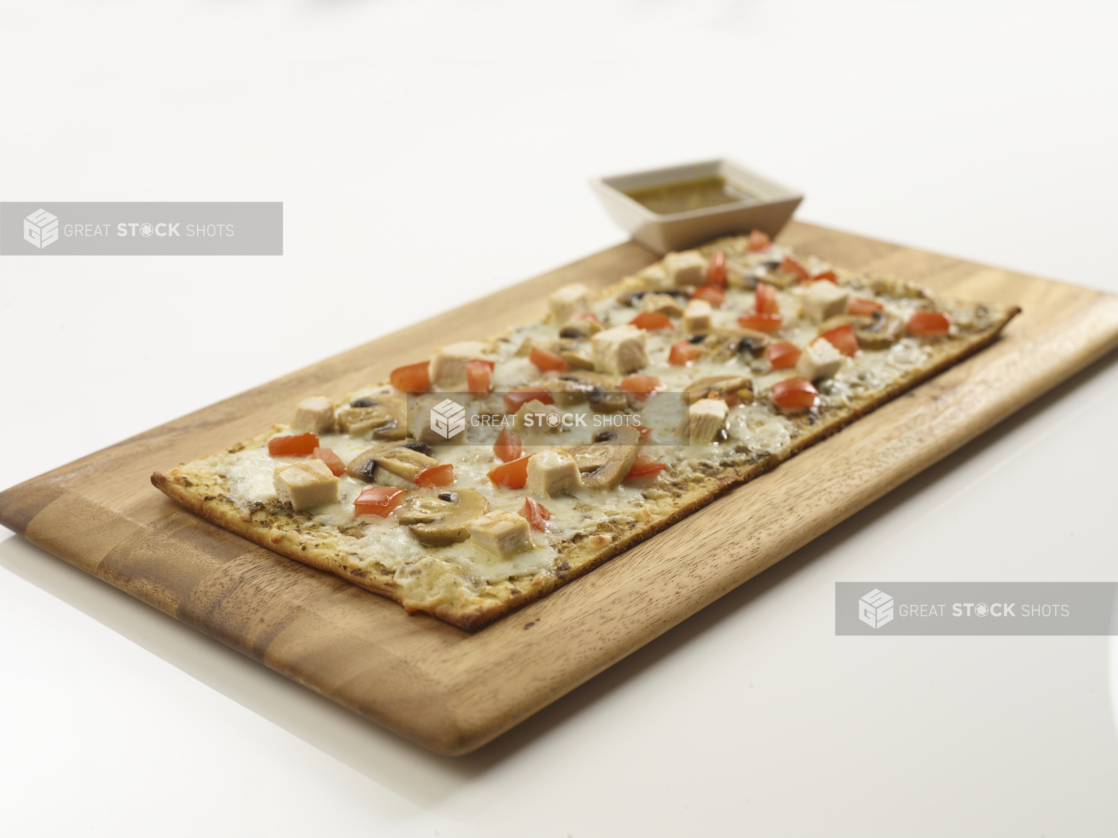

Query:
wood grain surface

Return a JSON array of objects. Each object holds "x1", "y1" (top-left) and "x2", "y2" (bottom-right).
[{"x1": 3, "y1": 221, "x2": 1117, "y2": 755}]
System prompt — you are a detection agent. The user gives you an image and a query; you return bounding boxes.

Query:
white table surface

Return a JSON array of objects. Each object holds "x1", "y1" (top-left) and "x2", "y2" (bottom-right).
[{"x1": 3, "y1": 1, "x2": 1118, "y2": 835}]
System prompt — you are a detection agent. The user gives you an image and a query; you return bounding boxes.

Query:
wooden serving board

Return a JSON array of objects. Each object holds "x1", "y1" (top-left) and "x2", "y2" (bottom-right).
[{"x1": 3, "y1": 222, "x2": 1118, "y2": 755}]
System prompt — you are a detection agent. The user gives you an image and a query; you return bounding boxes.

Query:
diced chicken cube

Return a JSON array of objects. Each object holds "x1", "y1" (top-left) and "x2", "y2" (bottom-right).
[
  {"x1": 680, "y1": 398, "x2": 728, "y2": 444},
  {"x1": 514, "y1": 399, "x2": 563, "y2": 433},
  {"x1": 428, "y1": 341, "x2": 489, "y2": 390},
  {"x1": 547, "y1": 283, "x2": 595, "y2": 324},
  {"x1": 725, "y1": 260, "x2": 754, "y2": 289},
  {"x1": 527, "y1": 450, "x2": 582, "y2": 498},
  {"x1": 663, "y1": 251, "x2": 708, "y2": 286},
  {"x1": 335, "y1": 396, "x2": 406, "y2": 440},
  {"x1": 410, "y1": 395, "x2": 468, "y2": 444},
  {"x1": 802, "y1": 281, "x2": 850, "y2": 325},
  {"x1": 592, "y1": 325, "x2": 649, "y2": 375},
  {"x1": 796, "y1": 337, "x2": 846, "y2": 382},
  {"x1": 273, "y1": 460, "x2": 339, "y2": 511},
  {"x1": 683, "y1": 299, "x2": 713, "y2": 334},
  {"x1": 292, "y1": 396, "x2": 335, "y2": 434},
  {"x1": 641, "y1": 293, "x2": 684, "y2": 318},
  {"x1": 468, "y1": 510, "x2": 532, "y2": 559}
]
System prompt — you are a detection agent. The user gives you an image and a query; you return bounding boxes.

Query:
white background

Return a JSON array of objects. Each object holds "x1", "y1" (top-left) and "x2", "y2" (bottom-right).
[{"x1": 3, "y1": 1, "x2": 1118, "y2": 835}]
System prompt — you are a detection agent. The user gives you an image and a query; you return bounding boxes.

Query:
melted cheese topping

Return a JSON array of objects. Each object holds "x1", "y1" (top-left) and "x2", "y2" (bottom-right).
[{"x1": 202, "y1": 240, "x2": 994, "y2": 601}]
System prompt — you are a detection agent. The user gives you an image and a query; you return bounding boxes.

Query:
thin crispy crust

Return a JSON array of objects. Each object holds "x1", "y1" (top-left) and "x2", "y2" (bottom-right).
[{"x1": 152, "y1": 241, "x2": 1020, "y2": 632}]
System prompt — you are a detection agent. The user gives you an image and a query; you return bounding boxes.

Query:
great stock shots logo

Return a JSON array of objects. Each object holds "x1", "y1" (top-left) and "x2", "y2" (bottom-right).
[
  {"x1": 858, "y1": 589, "x2": 894, "y2": 629},
  {"x1": 0, "y1": 202, "x2": 282, "y2": 255},
  {"x1": 429, "y1": 398, "x2": 467, "y2": 440},
  {"x1": 836, "y1": 582, "x2": 1118, "y2": 635},
  {"x1": 23, "y1": 208, "x2": 59, "y2": 249}
]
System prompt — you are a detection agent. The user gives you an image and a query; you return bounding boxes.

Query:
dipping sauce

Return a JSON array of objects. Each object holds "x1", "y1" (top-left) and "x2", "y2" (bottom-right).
[{"x1": 623, "y1": 175, "x2": 757, "y2": 215}]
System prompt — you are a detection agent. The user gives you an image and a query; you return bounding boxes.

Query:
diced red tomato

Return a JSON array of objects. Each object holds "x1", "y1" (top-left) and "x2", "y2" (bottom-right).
[
  {"x1": 390, "y1": 361, "x2": 430, "y2": 393},
  {"x1": 312, "y1": 447, "x2": 346, "y2": 476},
  {"x1": 575, "y1": 312, "x2": 601, "y2": 323},
  {"x1": 529, "y1": 346, "x2": 569, "y2": 373},
  {"x1": 354, "y1": 486, "x2": 404, "y2": 517},
  {"x1": 626, "y1": 455, "x2": 667, "y2": 480},
  {"x1": 504, "y1": 387, "x2": 555, "y2": 412},
  {"x1": 706, "y1": 250, "x2": 728, "y2": 287},
  {"x1": 747, "y1": 229, "x2": 771, "y2": 252},
  {"x1": 818, "y1": 323, "x2": 859, "y2": 357},
  {"x1": 268, "y1": 433, "x2": 319, "y2": 457},
  {"x1": 737, "y1": 313, "x2": 783, "y2": 333},
  {"x1": 466, "y1": 359, "x2": 494, "y2": 394},
  {"x1": 493, "y1": 427, "x2": 523, "y2": 462},
  {"x1": 848, "y1": 296, "x2": 884, "y2": 316},
  {"x1": 669, "y1": 339, "x2": 702, "y2": 366},
  {"x1": 755, "y1": 282, "x2": 779, "y2": 315},
  {"x1": 767, "y1": 341, "x2": 802, "y2": 370},
  {"x1": 907, "y1": 311, "x2": 951, "y2": 336},
  {"x1": 519, "y1": 497, "x2": 551, "y2": 532},
  {"x1": 415, "y1": 463, "x2": 455, "y2": 489},
  {"x1": 771, "y1": 377, "x2": 818, "y2": 410},
  {"x1": 630, "y1": 311, "x2": 674, "y2": 331},
  {"x1": 634, "y1": 423, "x2": 653, "y2": 443},
  {"x1": 780, "y1": 256, "x2": 810, "y2": 282},
  {"x1": 813, "y1": 269, "x2": 837, "y2": 284},
  {"x1": 691, "y1": 285, "x2": 726, "y2": 307},
  {"x1": 488, "y1": 456, "x2": 531, "y2": 489},
  {"x1": 620, "y1": 374, "x2": 663, "y2": 400}
]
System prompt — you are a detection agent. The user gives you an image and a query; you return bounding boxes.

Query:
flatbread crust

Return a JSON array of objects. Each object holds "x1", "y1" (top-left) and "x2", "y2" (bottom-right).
[{"x1": 153, "y1": 236, "x2": 1019, "y2": 631}]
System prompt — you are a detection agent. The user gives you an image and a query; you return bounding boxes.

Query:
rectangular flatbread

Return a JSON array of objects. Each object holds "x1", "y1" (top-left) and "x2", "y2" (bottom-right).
[{"x1": 152, "y1": 233, "x2": 1019, "y2": 630}]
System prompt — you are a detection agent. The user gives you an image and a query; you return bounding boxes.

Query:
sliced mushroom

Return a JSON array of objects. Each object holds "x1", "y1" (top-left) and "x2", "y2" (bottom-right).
[
  {"x1": 556, "y1": 374, "x2": 631, "y2": 413},
  {"x1": 346, "y1": 447, "x2": 382, "y2": 482},
  {"x1": 733, "y1": 336, "x2": 767, "y2": 357},
  {"x1": 757, "y1": 272, "x2": 794, "y2": 289},
  {"x1": 346, "y1": 441, "x2": 438, "y2": 483},
  {"x1": 704, "y1": 327, "x2": 769, "y2": 362},
  {"x1": 545, "y1": 376, "x2": 597, "y2": 406},
  {"x1": 375, "y1": 446, "x2": 441, "y2": 481},
  {"x1": 397, "y1": 489, "x2": 489, "y2": 546},
  {"x1": 557, "y1": 371, "x2": 613, "y2": 386},
  {"x1": 855, "y1": 310, "x2": 906, "y2": 349},
  {"x1": 870, "y1": 277, "x2": 929, "y2": 300},
  {"x1": 568, "y1": 444, "x2": 609, "y2": 473},
  {"x1": 588, "y1": 386, "x2": 629, "y2": 414},
  {"x1": 682, "y1": 375, "x2": 754, "y2": 405},
  {"x1": 642, "y1": 292, "x2": 685, "y2": 318},
  {"x1": 819, "y1": 313, "x2": 872, "y2": 333},
  {"x1": 617, "y1": 288, "x2": 689, "y2": 307},
  {"x1": 711, "y1": 326, "x2": 770, "y2": 346},
  {"x1": 565, "y1": 425, "x2": 640, "y2": 489},
  {"x1": 335, "y1": 396, "x2": 407, "y2": 440},
  {"x1": 725, "y1": 260, "x2": 756, "y2": 289},
  {"x1": 559, "y1": 318, "x2": 601, "y2": 339}
]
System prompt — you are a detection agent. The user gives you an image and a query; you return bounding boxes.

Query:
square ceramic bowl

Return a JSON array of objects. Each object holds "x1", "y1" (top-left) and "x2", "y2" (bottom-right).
[{"x1": 590, "y1": 159, "x2": 803, "y2": 254}]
